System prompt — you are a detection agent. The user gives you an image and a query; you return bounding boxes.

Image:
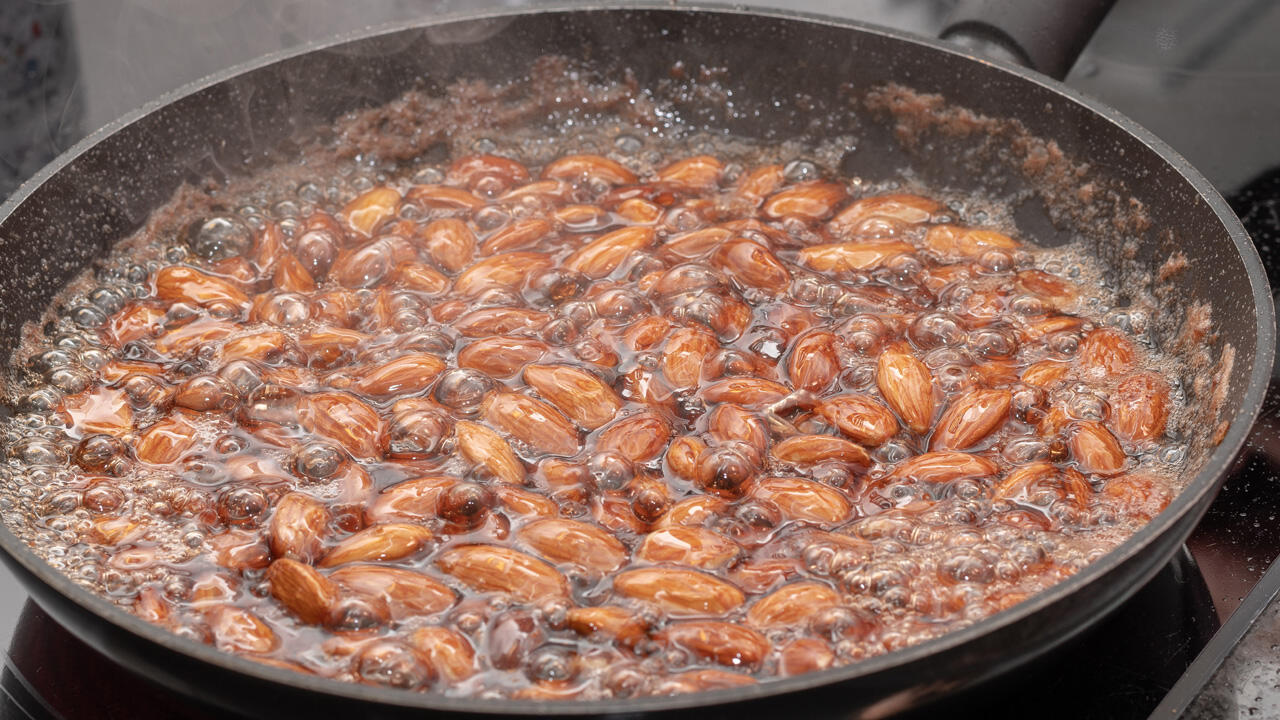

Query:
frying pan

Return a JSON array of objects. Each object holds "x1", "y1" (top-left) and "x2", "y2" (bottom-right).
[{"x1": 0, "y1": 3, "x2": 1272, "y2": 718}]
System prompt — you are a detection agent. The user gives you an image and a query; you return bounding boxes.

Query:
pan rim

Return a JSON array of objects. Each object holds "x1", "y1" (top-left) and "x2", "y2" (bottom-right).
[{"x1": 0, "y1": 2, "x2": 1272, "y2": 715}]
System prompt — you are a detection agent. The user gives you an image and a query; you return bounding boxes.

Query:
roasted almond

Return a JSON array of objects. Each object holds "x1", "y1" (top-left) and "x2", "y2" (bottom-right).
[
  {"x1": 480, "y1": 218, "x2": 555, "y2": 255},
  {"x1": 453, "y1": 252, "x2": 552, "y2": 297}
]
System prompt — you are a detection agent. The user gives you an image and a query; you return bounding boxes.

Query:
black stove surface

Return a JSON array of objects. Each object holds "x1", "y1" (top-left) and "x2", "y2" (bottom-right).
[{"x1": 2, "y1": 1, "x2": 1280, "y2": 718}]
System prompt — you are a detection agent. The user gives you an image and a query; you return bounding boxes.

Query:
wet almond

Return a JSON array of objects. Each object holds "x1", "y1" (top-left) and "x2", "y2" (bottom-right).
[
  {"x1": 1111, "y1": 372, "x2": 1170, "y2": 442},
  {"x1": 1069, "y1": 421, "x2": 1127, "y2": 474},
  {"x1": 877, "y1": 344, "x2": 936, "y2": 434},
  {"x1": 636, "y1": 527, "x2": 740, "y2": 570},
  {"x1": 657, "y1": 621, "x2": 770, "y2": 669},
  {"x1": 436, "y1": 544, "x2": 568, "y2": 601},
  {"x1": 930, "y1": 388, "x2": 1011, "y2": 451},
  {"x1": 773, "y1": 435, "x2": 870, "y2": 467},
  {"x1": 1078, "y1": 327, "x2": 1136, "y2": 375},
  {"x1": 816, "y1": 394, "x2": 898, "y2": 447},
  {"x1": 542, "y1": 154, "x2": 637, "y2": 185},
  {"x1": 298, "y1": 392, "x2": 385, "y2": 460},
  {"x1": 661, "y1": 327, "x2": 718, "y2": 389},
  {"x1": 763, "y1": 182, "x2": 847, "y2": 220},
  {"x1": 798, "y1": 241, "x2": 915, "y2": 273},
  {"x1": 613, "y1": 567, "x2": 745, "y2": 616},
  {"x1": 596, "y1": 413, "x2": 672, "y2": 463},
  {"x1": 752, "y1": 477, "x2": 852, "y2": 524},
  {"x1": 330, "y1": 565, "x2": 456, "y2": 620},
  {"x1": 269, "y1": 492, "x2": 331, "y2": 563},
  {"x1": 455, "y1": 421, "x2": 525, "y2": 485},
  {"x1": 267, "y1": 558, "x2": 339, "y2": 626},
  {"x1": 518, "y1": 517, "x2": 628, "y2": 574},
  {"x1": 564, "y1": 226, "x2": 655, "y2": 278},
  {"x1": 924, "y1": 224, "x2": 1019, "y2": 258},
  {"x1": 523, "y1": 364, "x2": 623, "y2": 430},
  {"x1": 318, "y1": 523, "x2": 433, "y2": 568},
  {"x1": 712, "y1": 239, "x2": 791, "y2": 295},
  {"x1": 787, "y1": 331, "x2": 840, "y2": 393},
  {"x1": 746, "y1": 582, "x2": 841, "y2": 628},
  {"x1": 343, "y1": 187, "x2": 400, "y2": 236},
  {"x1": 482, "y1": 391, "x2": 580, "y2": 456},
  {"x1": 889, "y1": 452, "x2": 999, "y2": 484},
  {"x1": 459, "y1": 337, "x2": 549, "y2": 379}
]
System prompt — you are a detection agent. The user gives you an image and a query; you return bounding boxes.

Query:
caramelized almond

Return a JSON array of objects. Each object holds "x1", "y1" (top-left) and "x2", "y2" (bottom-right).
[
  {"x1": 1078, "y1": 327, "x2": 1137, "y2": 375},
  {"x1": 889, "y1": 452, "x2": 998, "y2": 483},
  {"x1": 542, "y1": 154, "x2": 637, "y2": 185},
  {"x1": 348, "y1": 353, "x2": 445, "y2": 400},
  {"x1": 319, "y1": 523, "x2": 433, "y2": 568},
  {"x1": 455, "y1": 421, "x2": 525, "y2": 485},
  {"x1": 480, "y1": 218, "x2": 554, "y2": 255},
  {"x1": 482, "y1": 391, "x2": 580, "y2": 456},
  {"x1": 924, "y1": 224, "x2": 1019, "y2": 258},
  {"x1": 596, "y1": 412, "x2": 672, "y2": 462},
  {"x1": 701, "y1": 377, "x2": 790, "y2": 406},
  {"x1": 657, "y1": 621, "x2": 770, "y2": 668},
  {"x1": 816, "y1": 394, "x2": 898, "y2": 447},
  {"x1": 419, "y1": 218, "x2": 476, "y2": 273},
  {"x1": 266, "y1": 558, "x2": 339, "y2": 625},
  {"x1": 1069, "y1": 421, "x2": 1127, "y2": 474},
  {"x1": 876, "y1": 344, "x2": 936, "y2": 434},
  {"x1": 657, "y1": 155, "x2": 724, "y2": 191},
  {"x1": 330, "y1": 565, "x2": 457, "y2": 620},
  {"x1": 1021, "y1": 360, "x2": 1069, "y2": 388},
  {"x1": 753, "y1": 477, "x2": 853, "y2": 524},
  {"x1": 453, "y1": 252, "x2": 552, "y2": 297},
  {"x1": 763, "y1": 182, "x2": 847, "y2": 220},
  {"x1": 458, "y1": 337, "x2": 549, "y2": 379},
  {"x1": 407, "y1": 627, "x2": 477, "y2": 682},
  {"x1": 747, "y1": 581, "x2": 841, "y2": 628},
  {"x1": 787, "y1": 331, "x2": 840, "y2": 393},
  {"x1": 436, "y1": 544, "x2": 569, "y2": 601},
  {"x1": 798, "y1": 241, "x2": 915, "y2": 272},
  {"x1": 207, "y1": 605, "x2": 277, "y2": 654},
  {"x1": 1111, "y1": 372, "x2": 1170, "y2": 442},
  {"x1": 636, "y1": 527, "x2": 740, "y2": 570},
  {"x1": 613, "y1": 567, "x2": 745, "y2": 616},
  {"x1": 518, "y1": 518, "x2": 628, "y2": 573},
  {"x1": 565, "y1": 606, "x2": 649, "y2": 648},
  {"x1": 662, "y1": 327, "x2": 718, "y2": 389},
  {"x1": 930, "y1": 388, "x2": 1011, "y2": 451},
  {"x1": 563, "y1": 226, "x2": 655, "y2": 278},
  {"x1": 773, "y1": 435, "x2": 870, "y2": 467},
  {"x1": 343, "y1": 186, "x2": 401, "y2": 236},
  {"x1": 269, "y1": 492, "x2": 331, "y2": 563},
  {"x1": 523, "y1": 364, "x2": 623, "y2": 430},
  {"x1": 827, "y1": 193, "x2": 942, "y2": 237},
  {"x1": 298, "y1": 392, "x2": 385, "y2": 460},
  {"x1": 712, "y1": 239, "x2": 791, "y2": 295}
]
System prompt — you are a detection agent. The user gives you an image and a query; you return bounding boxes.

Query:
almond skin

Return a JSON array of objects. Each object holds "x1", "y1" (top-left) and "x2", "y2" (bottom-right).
[
  {"x1": 930, "y1": 388, "x2": 1012, "y2": 451},
  {"x1": 876, "y1": 344, "x2": 936, "y2": 434}
]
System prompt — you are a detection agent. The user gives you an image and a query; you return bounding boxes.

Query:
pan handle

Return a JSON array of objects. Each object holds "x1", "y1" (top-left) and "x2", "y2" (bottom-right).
[{"x1": 939, "y1": 0, "x2": 1117, "y2": 80}]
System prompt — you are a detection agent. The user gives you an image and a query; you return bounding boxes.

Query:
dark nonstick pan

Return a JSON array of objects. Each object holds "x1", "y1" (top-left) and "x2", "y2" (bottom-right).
[{"x1": 0, "y1": 3, "x2": 1271, "y2": 719}]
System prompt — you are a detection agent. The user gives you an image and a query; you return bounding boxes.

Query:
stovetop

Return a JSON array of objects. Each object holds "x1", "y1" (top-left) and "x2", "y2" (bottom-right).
[{"x1": 2, "y1": 1, "x2": 1280, "y2": 718}]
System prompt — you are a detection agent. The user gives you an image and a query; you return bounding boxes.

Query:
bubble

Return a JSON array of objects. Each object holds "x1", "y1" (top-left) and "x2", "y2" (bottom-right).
[
  {"x1": 357, "y1": 641, "x2": 432, "y2": 690},
  {"x1": 70, "y1": 305, "x2": 107, "y2": 329},
  {"x1": 614, "y1": 134, "x2": 644, "y2": 153},
  {"x1": 388, "y1": 410, "x2": 449, "y2": 458},
  {"x1": 526, "y1": 646, "x2": 577, "y2": 683},
  {"x1": 588, "y1": 452, "x2": 634, "y2": 491},
  {"x1": 184, "y1": 216, "x2": 252, "y2": 260},
  {"x1": 526, "y1": 269, "x2": 589, "y2": 307},
  {"x1": 783, "y1": 159, "x2": 818, "y2": 182},
  {"x1": 48, "y1": 367, "x2": 91, "y2": 394},
  {"x1": 437, "y1": 482, "x2": 494, "y2": 530},
  {"x1": 1066, "y1": 391, "x2": 1108, "y2": 422},
  {"x1": 293, "y1": 442, "x2": 345, "y2": 481},
  {"x1": 216, "y1": 484, "x2": 270, "y2": 527},
  {"x1": 434, "y1": 369, "x2": 493, "y2": 413},
  {"x1": 89, "y1": 286, "x2": 127, "y2": 314},
  {"x1": 908, "y1": 313, "x2": 965, "y2": 349},
  {"x1": 256, "y1": 292, "x2": 312, "y2": 327}
]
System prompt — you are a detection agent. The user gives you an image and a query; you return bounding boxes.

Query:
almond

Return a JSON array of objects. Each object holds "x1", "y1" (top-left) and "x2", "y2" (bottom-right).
[
  {"x1": 404, "y1": 184, "x2": 485, "y2": 211},
  {"x1": 154, "y1": 266, "x2": 249, "y2": 309},
  {"x1": 827, "y1": 193, "x2": 942, "y2": 237},
  {"x1": 365, "y1": 476, "x2": 456, "y2": 525},
  {"x1": 133, "y1": 412, "x2": 196, "y2": 464},
  {"x1": 480, "y1": 218, "x2": 554, "y2": 255},
  {"x1": 523, "y1": 364, "x2": 623, "y2": 430},
  {"x1": 542, "y1": 154, "x2": 637, "y2": 185},
  {"x1": 1077, "y1": 327, "x2": 1136, "y2": 375},
  {"x1": 343, "y1": 187, "x2": 400, "y2": 235},
  {"x1": 1021, "y1": 360, "x2": 1069, "y2": 388},
  {"x1": 267, "y1": 558, "x2": 339, "y2": 625},
  {"x1": 924, "y1": 224, "x2": 1019, "y2": 258},
  {"x1": 636, "y1": 527, "x2": 740, "y2": 570},
  {"x1": 797, "y1": 241, "x2": 915, "y2": 273},
  {"x1": 451, "y1": 307, "x2": 551, "y2": 337},
  {"x1": 347, "y1": 353, "x2": 445, "y2": 400},
  {"x1": 665, "y1": 436, "x2": 708, "y2": 482},
  {"x1": 565, "y1": 606, "x2": 649, "y2": 648},
  {"x1": 407, "y1": 627, "x2": 477, "y2": 682},
  {"x1": 787, "y1": 331, "x2": 841, "y2": 393},
  {"x1": 816, "y1": 394, "x2": 898, "y2": 447},
  {"x1": 481, "y1": 391, "x2": 580, "y2": 456},
  {"x1": 455, "y1": 420, "x2": 525, "y2": 484},
  {"x1": 1069, "y1": 421, "x2": 1127, "y2": 474},
  {"x1": 657, "y1": 155, "x2": 724, "y2": 191},
  {"x1": 763, "y1": 182, "x2": 847, "y2": 220},
  {"x1": 876, "y1": 344, "x2": 936, "y2": 434},
  {"x1": 453, "y1": 252, "x2": 552, "y2": 297},
  {"x1": 330, "y1": 565, "x2": 457, "y2": 620},
  {"x1": 1111, "y1": 372, "x2": 1170, "y2": 442},
  {"x1": 613, "y1": 567, "x2": 745, "y2": 616},
  {"x1": 711, "y1": 239, "x2": 791, "y2": 295},
  {"x1": 661, "y1": 327, "x2": 718, "y2": 389},
  {"x1": 930, "y1": 388, "x2": 1011, "y2": 451},
  {"x1": 318, "y1": 523, "x2": 433, "y2": 568},
  {"x1": 458, "y1": 336, "x2": 549, "y2": 379},
  {"x1": 436, "y1": 544, "x2": 569, "y2": 601},
  {"x1": 746, "y1": 581, "x2": 841, "y2": 628},
  {"x1": 596, "y1": 412, "x2": 673, "y2": 463},
  {"x1": 517, "y1": 517, "x2": 628, "y2": 573},
  {"x1": 706, "y1": 403, "x2": 769, "y2": 459},
  {"x1": 564, "y1": 226, "x2": 656, "y2": 278},
  {"x1": 206, "y1": 605, "x2": 278, "y2": 654},
  {"x1": 752, "y1": 477, "x2": 853, "y2": 524},
  {"x1": 773, "y1": 435, "x2": 870, "y2": 467},
  {"x1": 701, "y1": 377, "x2": 790, "y2": 406},
  {"x1": 888, "y1": 451, "x2": 998, "y2": 484},
  {"x1": 298, "y1": 391, "x2": 385, "y2": 460},
  {"x1": 269, "y1": 492, "x2": 331, "y2": 563},
  {"x1": 657, "y1": 621, "x2": 770, "y2": 668},
  {"x1": 418, "y1": 218, "x2": 476, "y2": 272}
]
